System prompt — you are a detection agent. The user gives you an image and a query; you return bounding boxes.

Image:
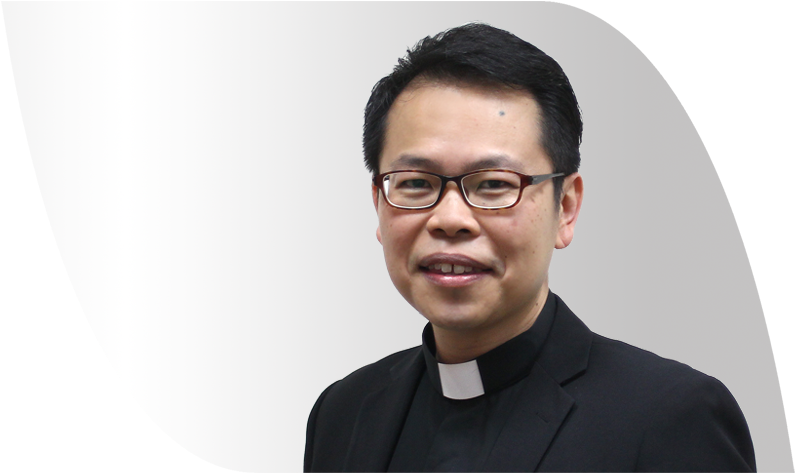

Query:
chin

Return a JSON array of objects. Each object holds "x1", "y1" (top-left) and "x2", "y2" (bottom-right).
[{"x1": 422, "y1": 307, "x2": 492, "y2": 332}]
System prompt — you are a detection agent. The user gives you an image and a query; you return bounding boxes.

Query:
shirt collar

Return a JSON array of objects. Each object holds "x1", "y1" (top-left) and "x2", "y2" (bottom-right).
[{"x1": 421, "y1": 291, "x2": 557, "y2": 400}]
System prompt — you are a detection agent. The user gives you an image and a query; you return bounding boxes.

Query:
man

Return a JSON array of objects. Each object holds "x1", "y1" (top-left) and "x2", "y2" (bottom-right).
[{"x1": 304, "y1": 23, "x2": 755, "y2": 472}]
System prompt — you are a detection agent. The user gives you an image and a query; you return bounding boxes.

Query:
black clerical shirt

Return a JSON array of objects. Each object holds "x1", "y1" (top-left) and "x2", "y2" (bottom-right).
[{"x1": 387, "y1": 294, "x2": 557, "y2": 472}]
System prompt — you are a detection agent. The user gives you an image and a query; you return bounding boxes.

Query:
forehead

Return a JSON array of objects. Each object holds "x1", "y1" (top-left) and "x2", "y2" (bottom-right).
[{"x1": 381, "y1": 82, "x2": 549, "y2": 174}]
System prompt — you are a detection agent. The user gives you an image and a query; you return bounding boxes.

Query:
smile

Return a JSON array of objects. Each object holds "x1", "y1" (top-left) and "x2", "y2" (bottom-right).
[
  {"x1": 418, "y1": 253, "x2": 492, "y2": 287},
  {"x1": 425, "y1": 263, "x2": 485, "y2": 274}
]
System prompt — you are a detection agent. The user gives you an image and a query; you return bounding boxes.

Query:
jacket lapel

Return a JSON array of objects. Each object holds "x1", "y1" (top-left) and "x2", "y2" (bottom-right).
[
  {"x1": 343, "y1": 349, "x2": 425, "y2": 472},
  {"x1": 483, "y1": 294, "x2": 593, "y2": 471},
  {"x1": 482, "y1": 365, "x2": 574, "y2": 472}
]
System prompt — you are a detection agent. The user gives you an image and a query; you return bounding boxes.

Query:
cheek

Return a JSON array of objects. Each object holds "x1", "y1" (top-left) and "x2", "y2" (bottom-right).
[
  {"x1": 379, "y1": 213, "x2": 423, "y2": 263},
  {"x1": 497, "y1": 214, "x2": 555, "y2": 261}
]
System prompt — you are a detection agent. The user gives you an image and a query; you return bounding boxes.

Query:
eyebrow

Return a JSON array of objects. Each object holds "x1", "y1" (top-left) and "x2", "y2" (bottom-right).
[{"x1": 388, "y1": 154, "x2": 523, "y2": 174}]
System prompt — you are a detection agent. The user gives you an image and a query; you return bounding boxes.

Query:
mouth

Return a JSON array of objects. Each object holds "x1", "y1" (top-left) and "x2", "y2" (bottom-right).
[
  {"x1": 423, "y1": 263, "x2": 487, "y2": 275},
  {"x1": 418, "y1": 253, "x2": 492, "y2": 287}
]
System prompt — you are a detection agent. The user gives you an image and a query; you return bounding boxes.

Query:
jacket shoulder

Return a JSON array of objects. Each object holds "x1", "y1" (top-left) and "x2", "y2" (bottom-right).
[
  {"x1": 589, "y1": 333, "x2": 709, "y2": 381},
  {"x1": 310, "y1": 346, "x2": 420, "y2": 421},
  {"x1": 558, "y1": 334, "x2": 755, "y2": 470},
  {"x1": 304, "y1": 347, "x2": 420, "y2": 471},
  {"x1": 325, "y1": 346, "x2": 419, "y2": 401},
  {"x1": 582, "y1": 333, "x2": 744, "y2": 419}
]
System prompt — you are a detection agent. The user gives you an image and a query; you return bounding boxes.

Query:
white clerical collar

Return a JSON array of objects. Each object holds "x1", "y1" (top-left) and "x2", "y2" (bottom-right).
[
  {"x1": 437, "y1": 359, "x2": 485, "y2": 400},
  {"x1": 420, "y1": 290, "x2": 558, "y2": 401}
]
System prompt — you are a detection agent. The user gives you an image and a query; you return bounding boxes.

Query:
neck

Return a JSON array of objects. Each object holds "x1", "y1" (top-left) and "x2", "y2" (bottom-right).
[{"x1": 432, "y1": 284, "x2": 549, "y2": 364}]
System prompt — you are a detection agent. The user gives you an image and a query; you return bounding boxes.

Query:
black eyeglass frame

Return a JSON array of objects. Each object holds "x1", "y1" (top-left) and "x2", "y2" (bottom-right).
[{"x1": 372, "y1": 168, "x2": 566, "y2": 210}]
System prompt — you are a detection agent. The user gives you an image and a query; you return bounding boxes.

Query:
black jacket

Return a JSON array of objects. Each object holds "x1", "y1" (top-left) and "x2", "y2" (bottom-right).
[{"x1": 304, "y1": 295, "x2": 755, "y2": 471}]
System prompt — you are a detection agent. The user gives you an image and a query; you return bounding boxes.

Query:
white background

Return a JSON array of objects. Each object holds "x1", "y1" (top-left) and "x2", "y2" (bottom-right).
[{"x1": 2, "y1": 2, "x2": 793, "y2": 471}]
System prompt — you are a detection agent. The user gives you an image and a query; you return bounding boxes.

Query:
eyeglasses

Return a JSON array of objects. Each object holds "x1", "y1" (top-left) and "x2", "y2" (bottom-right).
[{"x1": 373, "y1": 169, "x2": 565, "y2": 210}]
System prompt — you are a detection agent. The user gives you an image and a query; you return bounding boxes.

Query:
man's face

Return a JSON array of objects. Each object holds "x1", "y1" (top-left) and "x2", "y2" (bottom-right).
[{"x1": 373, "y1": 82, "x2": 581, "y2": 347}]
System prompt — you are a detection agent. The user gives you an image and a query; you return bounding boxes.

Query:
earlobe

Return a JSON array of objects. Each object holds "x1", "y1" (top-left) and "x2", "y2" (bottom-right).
[
  {"x1": 376, "y1": 226, "x2": 382, "y2": 244},
  {"x1": 555, "y1": 173, "x2": 584, "y2": 249}
]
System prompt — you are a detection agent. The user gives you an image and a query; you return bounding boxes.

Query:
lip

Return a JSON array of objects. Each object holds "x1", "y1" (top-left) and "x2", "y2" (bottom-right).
[
  {"x1": 418, "y1": 253, "x2": 492, "y2": 287},
  {"x1": 418, "y1": 253, "x2": 491, "y2": 270}
]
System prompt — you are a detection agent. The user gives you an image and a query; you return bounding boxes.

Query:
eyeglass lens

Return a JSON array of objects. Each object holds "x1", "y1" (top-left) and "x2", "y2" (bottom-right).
[{"x1": 382, "y1": 171, "x2": 522, "y2": 209}]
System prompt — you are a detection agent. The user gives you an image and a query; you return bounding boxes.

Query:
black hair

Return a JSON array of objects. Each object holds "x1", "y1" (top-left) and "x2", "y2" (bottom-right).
[{"x1": 363, "y1": 23, "x2": 582, "y2": 201}]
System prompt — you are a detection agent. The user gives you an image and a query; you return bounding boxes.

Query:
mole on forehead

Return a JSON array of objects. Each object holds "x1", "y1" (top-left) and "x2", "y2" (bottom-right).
[{"x1": 499, "y1": 110, "x2": 506, "y2": 116}]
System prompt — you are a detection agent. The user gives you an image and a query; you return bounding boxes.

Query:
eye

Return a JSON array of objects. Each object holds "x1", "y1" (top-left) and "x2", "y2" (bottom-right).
[
  {"x1": 399, "y1": 178, "x2": 432, "y2": 189},
  {"x1": 479, "y1": 179, "x2": 513, "y2": 190}
]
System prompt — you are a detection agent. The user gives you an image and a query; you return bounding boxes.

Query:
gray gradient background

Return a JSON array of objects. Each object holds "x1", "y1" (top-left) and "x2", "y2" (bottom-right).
[{"x1": 4, "y1": 2, "x2": 790, "y2": 471}]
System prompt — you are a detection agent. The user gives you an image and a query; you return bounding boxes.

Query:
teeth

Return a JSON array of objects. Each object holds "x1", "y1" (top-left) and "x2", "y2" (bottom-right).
[{"x1": 429, "y1": 263, "x2": 476, "y2": 274}]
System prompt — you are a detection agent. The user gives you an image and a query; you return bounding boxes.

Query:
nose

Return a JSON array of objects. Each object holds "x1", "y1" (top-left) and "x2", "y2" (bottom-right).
[{"x1": 426, "y1": 182, "x2": 481, "y2": 238}]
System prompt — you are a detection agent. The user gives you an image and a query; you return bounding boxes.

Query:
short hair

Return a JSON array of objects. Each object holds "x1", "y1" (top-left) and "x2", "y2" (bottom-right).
[{"x1": 363, "y1": 23, "x2": 582, "y2": 201}]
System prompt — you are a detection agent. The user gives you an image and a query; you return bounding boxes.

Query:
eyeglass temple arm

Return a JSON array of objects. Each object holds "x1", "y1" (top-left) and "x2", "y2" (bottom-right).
[{"x1": 530, "y1": 173, "x2": 565, "y2": 185}]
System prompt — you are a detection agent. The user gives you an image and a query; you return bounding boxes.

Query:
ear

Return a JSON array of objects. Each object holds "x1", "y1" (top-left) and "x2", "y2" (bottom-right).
[
  {"x1": 372, "y1": 184, "x2": 383, "y2": 244},
  {"x1": 555, "y1": 172, "x2": 583, "y2": 249}
]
